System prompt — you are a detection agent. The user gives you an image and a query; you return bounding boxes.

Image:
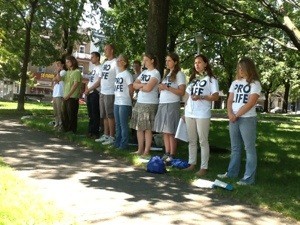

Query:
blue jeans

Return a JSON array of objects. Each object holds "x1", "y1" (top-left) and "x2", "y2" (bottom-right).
[
  {"x1": 114, "y1": 104, "x2": 132, "y2": 149},
  {"x1": 227, "y1": 117, "x2": 257, "y2": 184}
]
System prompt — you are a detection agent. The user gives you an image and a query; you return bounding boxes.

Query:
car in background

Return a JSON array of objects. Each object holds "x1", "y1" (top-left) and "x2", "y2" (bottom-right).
[{"x1": 270, "y1": 107, "x2": 282, "y2": 113}]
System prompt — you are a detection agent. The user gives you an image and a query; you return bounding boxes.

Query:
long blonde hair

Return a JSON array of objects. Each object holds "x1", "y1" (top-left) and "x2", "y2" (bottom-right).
[{"x1": 236, "y1": 57, "x2": 259, "y2": 83}]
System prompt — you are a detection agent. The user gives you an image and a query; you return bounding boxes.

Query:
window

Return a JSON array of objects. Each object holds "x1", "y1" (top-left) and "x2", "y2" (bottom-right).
[
  {"x1": 37, "y1": 66, "x2": 46, "y2": 73},
  {"x1": 79, "y1": 45, "x2": 85, "y2": 53}
]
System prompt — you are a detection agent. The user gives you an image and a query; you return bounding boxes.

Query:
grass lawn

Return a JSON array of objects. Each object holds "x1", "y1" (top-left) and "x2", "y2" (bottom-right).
[
  {"x1": 0, "y1": 159, "x2": 77, "y2": 225},
  {"x1": 0, "y1": 100, "x2": 299, "y2": 222}
]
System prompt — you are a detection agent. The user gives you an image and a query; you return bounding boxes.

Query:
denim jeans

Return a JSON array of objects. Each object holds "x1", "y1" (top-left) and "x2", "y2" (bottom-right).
[
  {"x1": 114, "y1": 104, "x2": 132, "y2": 149},
  {"x1": 227, "y1": 117, "x2": 257, "y2": 184}
]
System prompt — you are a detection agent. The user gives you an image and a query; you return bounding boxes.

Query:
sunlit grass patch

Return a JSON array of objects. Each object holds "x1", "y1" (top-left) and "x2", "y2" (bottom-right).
[{"x1": 0, "y1": 160, "x2": 77, "y2": 225}]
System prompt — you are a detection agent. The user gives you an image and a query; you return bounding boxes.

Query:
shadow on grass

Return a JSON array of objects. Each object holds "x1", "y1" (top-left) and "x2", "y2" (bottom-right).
[{"x1": 1, "y1": 118, "x2": 296, "y2": 225}]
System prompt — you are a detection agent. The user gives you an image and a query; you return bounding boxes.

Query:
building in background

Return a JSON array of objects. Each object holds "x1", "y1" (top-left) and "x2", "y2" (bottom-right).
[{"x1": 0, "y1": 32, "x2": 104, "y2": 101}]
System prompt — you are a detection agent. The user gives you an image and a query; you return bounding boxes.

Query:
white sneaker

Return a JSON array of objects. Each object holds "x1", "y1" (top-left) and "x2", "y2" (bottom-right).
[
  {"x1": 95, "y1": 135, "x2": 109, "y2": 142},
  {"x1": 217, "y1": 172, "x2": 228, "y2": 179},
  {"x1": 102, "y1": 136, "x2": 115, "y2": 145}
]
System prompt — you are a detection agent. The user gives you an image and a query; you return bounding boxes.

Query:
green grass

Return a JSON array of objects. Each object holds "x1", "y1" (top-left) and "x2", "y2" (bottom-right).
[
  {"x1": 1, "y1": 100, "x2": 299, "y2": 222},
  {"x1": 0, "y1": 159, "x2": 77, "y2": 225}
]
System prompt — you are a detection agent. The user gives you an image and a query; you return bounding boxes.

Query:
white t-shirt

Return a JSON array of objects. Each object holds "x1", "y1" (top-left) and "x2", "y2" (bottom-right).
[
  {"x1": 159, "y1": 71, "x2": 186, "y2": 103},
  {"x1": 87, "y1": 64, "x2": 101, "y2": 92},
  {"x1": 136, "y1": 69, "x2": 161, "y2": 104},
  {"x1": 114, "y1": 70, "x2": 133, "y2": 106},
  {"x1": 185, "y1": 75, "x2": 219, "y2": 119},
  {"x1": 229, "y1": 79, "x2": 262, "y2": 117},
  {"x1": 101, "y1": 58, "x2": 118, "y2": 95},
  {"x1": 52, "y1": 70, "x2": 66, "y2": 97}
]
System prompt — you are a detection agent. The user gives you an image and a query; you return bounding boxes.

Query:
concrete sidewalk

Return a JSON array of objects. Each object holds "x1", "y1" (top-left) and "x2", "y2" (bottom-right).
[{"x1": 0, "y1": 118, "x2": 296, "y2": 225}]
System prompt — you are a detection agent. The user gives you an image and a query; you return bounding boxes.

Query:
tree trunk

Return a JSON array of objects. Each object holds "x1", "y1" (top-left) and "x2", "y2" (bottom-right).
[
  {"x1": 282, "y1": 79, "x2": 290, "y2": 113},
  {"x1": 145, "y1": 0, "x2": 170, "y2": 75},
  {"x1": 17, "y1": 1, "x2": 38, "y2": 111},
  {"x1": 168, "y1": 34, "x2": 177, "y2": 53},
  {"x1": 264, "y1": 91, "x2": 269, "y2": 112}
]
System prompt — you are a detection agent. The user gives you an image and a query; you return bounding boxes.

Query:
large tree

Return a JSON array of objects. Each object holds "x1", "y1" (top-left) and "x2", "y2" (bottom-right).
[
  {"x1": 0, "y1": 0, "x2": 99, "y2": 111},
  {"x1": 203, "y1": 0, "x2": 300, "y2": 51},
  {"x1": 145, "y1": 0, "x2": 170, "y2": 75}
]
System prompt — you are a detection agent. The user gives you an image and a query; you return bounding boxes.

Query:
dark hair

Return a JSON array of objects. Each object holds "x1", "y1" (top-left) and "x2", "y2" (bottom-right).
[
  {"x1": 133, "y1": 60, "x2": 141, "y2": 67},
  {"x1": 236, "y1": 57, "x2": 259, "y2": 83},
  {"x1": 163, "y1": 52, "x2": 181, "y2": 82},
  {"x1": 144, "y1": 52, "x2": 159, "y2": 69},
  {"x1": 56, "y1": 58, "x2": 67, "y2": 71},
  {"x1": 91, "y1": 51, "x2": 100, "y2": 59},
  {"x1": 65, "y1": 55, "x2": 79, "y2": 69},
  {"x1": 189, "y1": 54, "x2": 215, "y2": 83}
]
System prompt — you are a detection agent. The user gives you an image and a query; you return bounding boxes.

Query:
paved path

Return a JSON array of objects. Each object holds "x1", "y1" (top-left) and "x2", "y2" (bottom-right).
[{"x1": 0, "y1": 119, "x2": 297, "y2": 225}]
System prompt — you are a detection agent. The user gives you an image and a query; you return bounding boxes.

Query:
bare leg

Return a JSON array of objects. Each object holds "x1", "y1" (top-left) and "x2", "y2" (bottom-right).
[
  {"x1": 169, "y1": 134, "x2": 177, "y2": 156},
  {"x1": 163, "y1": 133, "x2": 170, "y2": 154},
  {"x1": 108, "y1": 118, "x2": 115, "y2": 137},
  {"x1": 136, "y1": 130, "x2": 145, "y2": 154},
  {"x1": 144, "y1": 130, "x2": 153, "y2": 155},
  {"x1": 103, "y1": 118, "x2": 109, "y2": 136}
]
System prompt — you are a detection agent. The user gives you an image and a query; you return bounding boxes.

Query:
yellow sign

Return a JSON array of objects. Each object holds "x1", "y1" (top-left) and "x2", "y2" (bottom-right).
[{"x1": 41, "y1": 73, "x2": 55, "y2": 79}]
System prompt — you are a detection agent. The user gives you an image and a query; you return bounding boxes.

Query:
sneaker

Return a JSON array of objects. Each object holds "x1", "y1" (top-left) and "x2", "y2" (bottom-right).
[
  {"x1": 95, "y1": 134, "x2": 109, "y2": 142},
  {"x1": 161, "y1": 153, "x2": 170, "y2": 161},
  {"x1": 217, "y1": 172, "x2": 228, "y2": 179},
  {"x1": 102, "y1": 136, "x2": 115, "y2": 145},
  {"x1": 165, "y1": 156, "x2": 173, "y2": 163}
]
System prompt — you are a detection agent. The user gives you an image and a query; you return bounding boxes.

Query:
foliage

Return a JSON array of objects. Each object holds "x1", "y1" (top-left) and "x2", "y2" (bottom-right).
[
  {"x1": 100, "y1": 0, "x2": 300, "y2": 108},
  {"x1": 98, "y1": 0, "x2": 148, "y2": 59}
]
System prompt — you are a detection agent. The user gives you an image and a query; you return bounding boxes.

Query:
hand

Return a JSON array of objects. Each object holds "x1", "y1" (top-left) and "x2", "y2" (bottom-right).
[
  {"x1": 158, "y1": 84, "x2": 168, "y2": 91},
  {"x1": 228, "y1": 113, "x2": 238, "y2": 123},
  {"x1": 191, "y1": 95, "x2": 199, "y2": 101}
]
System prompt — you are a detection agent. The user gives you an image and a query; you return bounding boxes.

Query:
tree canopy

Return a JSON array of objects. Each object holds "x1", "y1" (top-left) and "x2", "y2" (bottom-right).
[{"x1": 0, "y1": 0, "x2": 299, "y2": 111}]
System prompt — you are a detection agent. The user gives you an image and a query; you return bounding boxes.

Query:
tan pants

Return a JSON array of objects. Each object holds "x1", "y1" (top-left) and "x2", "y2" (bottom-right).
[
  {"x1": 185, "y1": 117, "x2": 211, "y2": 169},
  {"x1": 53, "y1": 97, "x2": 63, "y2": 126}
]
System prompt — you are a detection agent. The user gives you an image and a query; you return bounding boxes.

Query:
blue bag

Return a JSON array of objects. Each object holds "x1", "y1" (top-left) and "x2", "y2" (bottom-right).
[
  {"x1": 171, "y1": 158, "x2": 189, "y2": 169},
  {"x1": 146, "y1": 156, "x2": 166, "y2": 174}
]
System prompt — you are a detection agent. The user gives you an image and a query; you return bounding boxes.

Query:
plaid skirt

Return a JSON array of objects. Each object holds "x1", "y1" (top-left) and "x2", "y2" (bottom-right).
[
  {"x1": 153, "y1": 102, "x2": 181, "y2": 134},
  {"x1": 130, "y1": 103, "x2": 158, "y2": 131}
]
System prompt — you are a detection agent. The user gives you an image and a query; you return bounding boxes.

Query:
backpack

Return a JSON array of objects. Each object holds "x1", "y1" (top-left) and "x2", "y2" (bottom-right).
[
  {"x1": 146, "y1": 156, "x2": 166, "y2": 174},
  {"x1": 171, "y1": 158, "x2": 189, "y2": 169}
]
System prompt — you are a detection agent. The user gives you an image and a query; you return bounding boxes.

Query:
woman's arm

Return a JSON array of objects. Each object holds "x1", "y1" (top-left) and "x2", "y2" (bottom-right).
[
  {"x1": 140, "y1": 77, "x2": 159, "y2": 92},
  {"x1": 235, "y1": 93, "x2": 259, "y2": 117}
]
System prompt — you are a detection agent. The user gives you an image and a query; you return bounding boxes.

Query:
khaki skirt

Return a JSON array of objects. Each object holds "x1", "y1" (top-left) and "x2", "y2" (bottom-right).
[{"x1": 130, "y1": 103, "x2": 158, "y2": 131}]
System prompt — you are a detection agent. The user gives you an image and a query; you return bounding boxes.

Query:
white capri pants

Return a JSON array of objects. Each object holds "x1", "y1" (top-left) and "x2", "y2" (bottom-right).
[{"x1": 185, "y1": 117, "x2": 211, "y2": 169}]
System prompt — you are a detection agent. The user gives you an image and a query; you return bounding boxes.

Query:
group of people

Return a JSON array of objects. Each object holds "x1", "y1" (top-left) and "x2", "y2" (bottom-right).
[{"x1": 52, "y1": 43, "x2": 262, "y2": 186}]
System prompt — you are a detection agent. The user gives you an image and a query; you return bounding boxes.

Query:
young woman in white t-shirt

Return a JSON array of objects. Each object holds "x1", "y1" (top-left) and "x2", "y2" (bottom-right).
[
  {"x1": 184, "y1": 54, "x2": 219, "y2": 176},
  {"x1": 153, "y1": 52, "x2": 186, "y2": 162},
  {"x1": 218, "y1": 57, "x2": 261, "y2": 185},
  {"x1": 114, "y1": 54, "x2": 134, "y2": 149},
  {"x1": 130, "y1": 53, "x2": 161, "y2": 156},
  {"x1": 52, "y1": 59, "x2": 67, "y2": 130}
]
